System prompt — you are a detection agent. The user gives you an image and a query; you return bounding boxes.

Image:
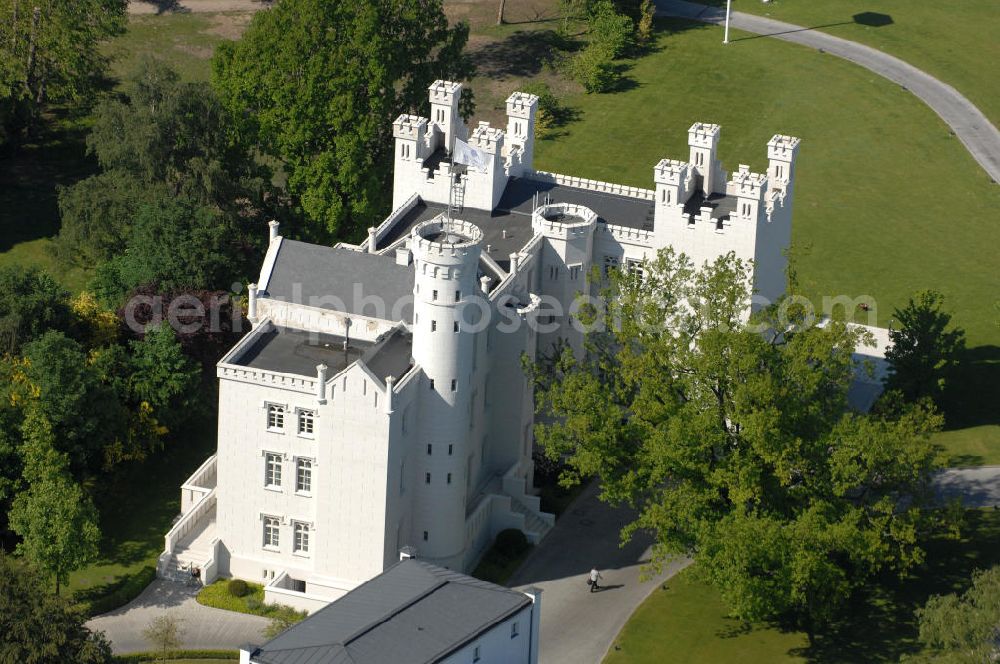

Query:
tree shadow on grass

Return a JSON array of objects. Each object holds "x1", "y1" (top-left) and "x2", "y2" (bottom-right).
[
  {"x1": 0, "y1": 107, "x2": 98, "y2": 254},
  {"x1": 941, "y1": 345, "x2": 1000, "y2": 429},
  {"x1": 471, "y1": 29, "x2": 582, "y2": 80}
]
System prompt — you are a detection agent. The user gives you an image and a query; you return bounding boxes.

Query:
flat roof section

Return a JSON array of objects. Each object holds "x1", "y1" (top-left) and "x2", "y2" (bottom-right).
[
  {"x1": 231, "y1": 326, "x2": 414, "y2": 383},
  {"x1": 684, "y1": 190, "x2": 739, "y2": 220}
]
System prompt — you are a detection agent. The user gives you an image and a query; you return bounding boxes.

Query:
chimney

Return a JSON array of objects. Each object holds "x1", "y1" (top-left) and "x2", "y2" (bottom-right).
[
  {"x1": 399, "y1": 546, "x2": 417, "y2": 561},
  {"x1": 316, "y1": 364, "x2": 328, "y2": 404},
  {"x1": 247, "y1": 283, "x2": 258, "y2": 323},
  {"x1": 368, "y1": 227, "x2": 378, "y2": 253},
  {"x1": 268, "y1": 220, "x2": 280, "y2": 244},
  {"x1": 509, "y1": 252, "x2": 520, "y2": 275},
  {"x1": 480, "y1": 275, "x2": 492, "y2": 293},
  {"x1": 385, "y1": 375, "x2": 395, "y2": 414},
  {"x1": 395, "y1": 247, "x2": 412, "y2": 266}
]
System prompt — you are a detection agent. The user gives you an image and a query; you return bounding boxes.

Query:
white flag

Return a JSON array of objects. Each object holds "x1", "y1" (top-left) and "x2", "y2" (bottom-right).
[{"x1": 453, "y1": 138, "x2": 490, "y2": 173}]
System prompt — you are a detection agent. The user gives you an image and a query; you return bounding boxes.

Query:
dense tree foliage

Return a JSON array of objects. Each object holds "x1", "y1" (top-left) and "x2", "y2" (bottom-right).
[
  {"x1": 56, "y1": 58, "x2": 274, "y2": 304},
  {"x1": 9, "y1": 409, "x2": 101, "y2": 594},
  {"x1": 212, "y1": 0, "x2": 474, "y2": 239},
  {"x1": 906, "y1": 566, "x2": 1000, "y2": 663},
  {"x1": 532, "y1": 249, "x2": 948, "y2": 637},
  {"x1": 0, "y1": 266, "x2": 73, "y2": 354},
  {"x1": 885, "y1": 290, "x2": 965, "y2": 406},
  {"x1": 0, "y1": 0, "x2": 127, "y2": 143},
  {"x1": 127, "y1": 323, "x2": 202, "y2": 429},
  {"x1": 0, "y1": 553, "x2": 112, "y2": 662}
]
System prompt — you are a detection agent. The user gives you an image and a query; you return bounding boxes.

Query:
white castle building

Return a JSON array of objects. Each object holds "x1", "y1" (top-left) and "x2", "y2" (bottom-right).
[{"x1": 158, "y1": 80, "x2": 800, "y2": 612}]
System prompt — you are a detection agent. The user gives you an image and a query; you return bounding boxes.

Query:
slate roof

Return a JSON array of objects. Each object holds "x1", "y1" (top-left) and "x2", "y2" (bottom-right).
[
  {"x1": 249, "y1": 559, "x2": 531, "y2": 664},
  {"x1": 265, "y1": 241, "x2": 415, "y2": 323}
]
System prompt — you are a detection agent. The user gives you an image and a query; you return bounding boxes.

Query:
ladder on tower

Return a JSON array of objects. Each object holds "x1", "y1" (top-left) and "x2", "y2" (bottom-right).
[{"x1": 451, "y1": 174, "x2": 465, "y2": 213}]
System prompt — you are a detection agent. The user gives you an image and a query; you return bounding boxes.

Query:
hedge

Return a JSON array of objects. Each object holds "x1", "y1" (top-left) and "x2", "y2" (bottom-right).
[{"x1": 112, "y1": 649, "x2": 239, "y2": 662}]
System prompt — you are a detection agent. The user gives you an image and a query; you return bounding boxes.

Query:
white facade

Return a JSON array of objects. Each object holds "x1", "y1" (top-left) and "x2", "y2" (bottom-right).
[{"x1": 159, "y1": 80, "x2": 800, "y2": 611}]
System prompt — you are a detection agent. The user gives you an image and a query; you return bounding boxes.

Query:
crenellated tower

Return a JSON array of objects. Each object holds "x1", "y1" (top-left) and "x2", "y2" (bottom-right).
[
  {"x1": 429, "y1": 80, "x2": 465, "y2": 155},
  {"x1": 688, "y1": 122, "x2": 725, "y2": 195},
  {"x1": 505, "y1": 91, "x2": 539, "y2": 177},
  {"x1": 409, "y1": 217, "x2": 484, "y2": 567}
]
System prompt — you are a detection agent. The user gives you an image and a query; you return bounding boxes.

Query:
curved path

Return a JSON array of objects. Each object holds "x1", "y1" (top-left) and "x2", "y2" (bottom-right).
[
  {"x1": 655, "y1": 0, "x2": 1000, "y2": 184},
  {"x1": 86, "y1": 579, "x2": 268, "y2": 653}
]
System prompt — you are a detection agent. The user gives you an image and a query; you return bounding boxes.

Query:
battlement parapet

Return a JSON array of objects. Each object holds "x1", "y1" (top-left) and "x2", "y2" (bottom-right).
[
  {"x1": 428, "y1": 80, "x2": 462, "y2": 105},
  {"x1": 654, "y1": 159, "x2": 690, "y2": 185},
  {"x1": 470, "y1": 122, "x2": 505, "y2": 154},
  {"x1": 393, "y1": 114, "x2": 428, "y2": 140},
  {"x1": 598, "y1": 223, "x2": 654, "y2": 245},
  {"x1": 530, "y1": 203, "x2": 597, "y2": 240},
  {"x1": 767, "y1": 134, "x2": 801, "y2": 161},
  {"x1": 688, "y1": 122, "x2": 721, "y2": 148},
  {"x1": 411, "y1": 216, "x2": 483, "y2": 262},
  {"x1": 529, "y1": 169, "x2": 655, "y2": 201},
  {"x1": 506, "y1": 91, "x2": 539, "y2": 118},
  {"x1": 728, "y1": 164, "x2": 768, "y2": 197}
]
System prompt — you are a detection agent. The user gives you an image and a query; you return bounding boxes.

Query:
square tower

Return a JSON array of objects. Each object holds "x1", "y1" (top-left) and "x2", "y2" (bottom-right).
[
  {"x1": 688, "y1": 122, "x2": 723, "y2": 195},
  {"x1": 767, "y1": 134, "x2": 801, "y2": 190},
  {"x1": 505, "y1": 91, "x2": 539, "y2": 176},
  {"x1": 429, "y1": 80, "x2": 464, "y2": 155}
]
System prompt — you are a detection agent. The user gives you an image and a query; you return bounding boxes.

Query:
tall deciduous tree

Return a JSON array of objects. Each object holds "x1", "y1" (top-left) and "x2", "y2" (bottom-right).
[
  {"x1": 0, "y1": 553, "x2": 112, "y2": 663},
  {"x1": 532, "y1": 249, "x2": 947, "y2": 638},
  {"x1": 212, "y1": 0, "x2": 474, "y2": 240},
  {"x1": 0, "y1": 0, "x2": 127, "y2": 141},
  {"x1": 0, "y1": 265, "x2": 72, "y2": 354},
  {"x1": 885, "y1": 290, "x2": 965, "y2": 405},
  {"x1": 9, "y1": 409, "x2": 101, "y2": 595}
]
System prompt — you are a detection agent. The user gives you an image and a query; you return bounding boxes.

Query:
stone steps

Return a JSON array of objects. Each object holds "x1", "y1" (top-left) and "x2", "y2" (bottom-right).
[{"x1": 509, "y1": 497, "x2": 553, "y2": 543}]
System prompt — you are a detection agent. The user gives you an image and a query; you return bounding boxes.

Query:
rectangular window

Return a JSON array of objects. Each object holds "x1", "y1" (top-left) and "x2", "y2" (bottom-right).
[
  {"x1": 265, "y1": 453, "x2": 282, "y2": 488},
  {"x1": 473, "y1": 645, "x2": 481, "y2": 662},
  {"x1": 569, "y1": 264, "x2": 582, "y2": 280},
  {"x1": 425, "y1": 472, "x2": 431, "y2": 484},
  {"x1": 423, "y1": 530, "x2": 429, "y2": 541},
  {"x1": 625, "y1": 258, "x2": 645, "y2": 279},
  {"x1": 297, "y1": 410, "x2": 314, "y2": 436},
  {"x1": 267, "y1": 404, "x2": 285, "y2": 430},
  {"x1": 548, "y1": 265, "x2": 559, "y2": 281},
  {"x1": 432, "y1": 289, "x2": 438, "y2": 301},
  {"x1": 427, "y1": 444, "x2": 433, "y2": 455},
  {"x1": 453, "y1": 321, "x2": 459, "y2": 333},
  {"x1": 263, "y1": 516, "x2": 280, "y2": 548},
  {"x1": 295, "y1": 458, "x2": 312, "y2": 493},
  {"x1": 293, "y1": 522, "x2": 310, "y2": 554},
  {"x1": 429, "y1": 379, "x2": 435, "y2": 391},
  {"x1": 511, "y1": 622, "x2": 519, "y2": 638},
  {"x1": 448, "y1": 444, "x2": 453, "y2": 456},
  {"x1": 451, "y1": 378, "x2": 457, "y2": 392},
  {"x1": 603, "y1": 255, "x2": 619, "y2": 277},
  {"x1": 447, "y1": 473, "x2": 452, "y2": 484},
  {"x1": 431, "y1": 320, "x2": 437, "y2": 332},
  {"x1": 455, "y1": 290, "x2": 461, "y2": 301}
]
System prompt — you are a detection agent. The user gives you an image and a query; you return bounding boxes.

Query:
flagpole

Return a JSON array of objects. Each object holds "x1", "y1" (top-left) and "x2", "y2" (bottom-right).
[{"x1": 724, "y1": 0, "x2": 731, "y2": 44}]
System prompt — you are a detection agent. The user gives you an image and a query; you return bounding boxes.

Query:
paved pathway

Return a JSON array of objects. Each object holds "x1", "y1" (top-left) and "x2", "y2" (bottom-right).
[
  {"x1": 510, "y1": 482, "x2": 691, "y2": 664},
  {"x1": 655, "y1": 0, "x2": 1000, "y2": 184},
  {"x1": 86, "y1": 579, "x2": 268, "y2": 654},
  {"x1": 934, "y1": 466, "x2": 1000, "y2": 508}
]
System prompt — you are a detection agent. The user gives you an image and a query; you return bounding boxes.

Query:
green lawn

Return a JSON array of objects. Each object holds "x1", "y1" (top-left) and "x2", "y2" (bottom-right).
[
  {"x1": 534, "y1": 18, "x2": 1000, "y2": 459},
  {"x1": 702, "y1": 0, "x2": 1000, "y2": 128},
  {"x1": 606, "y1": 509, "x2": 1000, "y2": 663}
]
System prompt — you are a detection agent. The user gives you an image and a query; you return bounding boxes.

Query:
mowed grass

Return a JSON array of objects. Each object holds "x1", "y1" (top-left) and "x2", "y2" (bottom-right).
[
  {"x1": 702, "y1": 0, "x2": 1000, "y2": 127},
  {"x1": 534, "y1": 18, "x2": 1000, "y2": 458},
  {"x1": 606, "y1": 509, "x2": 1000, "y2": 663}
]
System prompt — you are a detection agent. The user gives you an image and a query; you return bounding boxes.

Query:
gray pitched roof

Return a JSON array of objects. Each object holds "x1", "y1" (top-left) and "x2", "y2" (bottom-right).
[
  {"x1": 251, "y1": 560, "x2": 531, "y2": 664},
  {"x1": 265, "y1": 241, "x2": 415, "y2": 323}
]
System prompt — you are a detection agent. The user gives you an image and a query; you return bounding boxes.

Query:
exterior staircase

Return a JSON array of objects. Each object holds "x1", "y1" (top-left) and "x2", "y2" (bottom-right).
[
  {"x1": 509, "y1": 497, "x2": 553, "y2": 543},
  {"x1": 157, "y1": 454, "x2": 221, "y2": 586}
]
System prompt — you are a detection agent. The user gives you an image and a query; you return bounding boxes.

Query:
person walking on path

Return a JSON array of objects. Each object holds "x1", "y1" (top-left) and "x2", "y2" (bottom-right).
[{"x1": 589, "y1": 567, "x2": 602, "y2": 592}]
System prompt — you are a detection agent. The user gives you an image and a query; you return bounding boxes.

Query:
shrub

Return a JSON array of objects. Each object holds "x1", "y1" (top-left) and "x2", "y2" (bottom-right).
[
  {"x1": 520, "y1": 83, "x2": 562, "y2": 138},
  {"x1": 570, "y1": 45, "x2": 620, "y2": 93},
  {"x1": 637, "y1": 0, "x2": 655, "y2": 45},
  {"x1": 246, "y1": 597, "x2": 263, "y2": 612},
  {"x1": 495, "y1": 529, "x2": 530, "y2": 560},
  {"x1": 227, "y1": 578, "x2": 249, "y2": 597},
  {"x1": 589, "y1": 0, "x2": 634, "y2": 58},
  {"x1": 112, "y1": 649, "x2": 239, "y2": 662}
]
